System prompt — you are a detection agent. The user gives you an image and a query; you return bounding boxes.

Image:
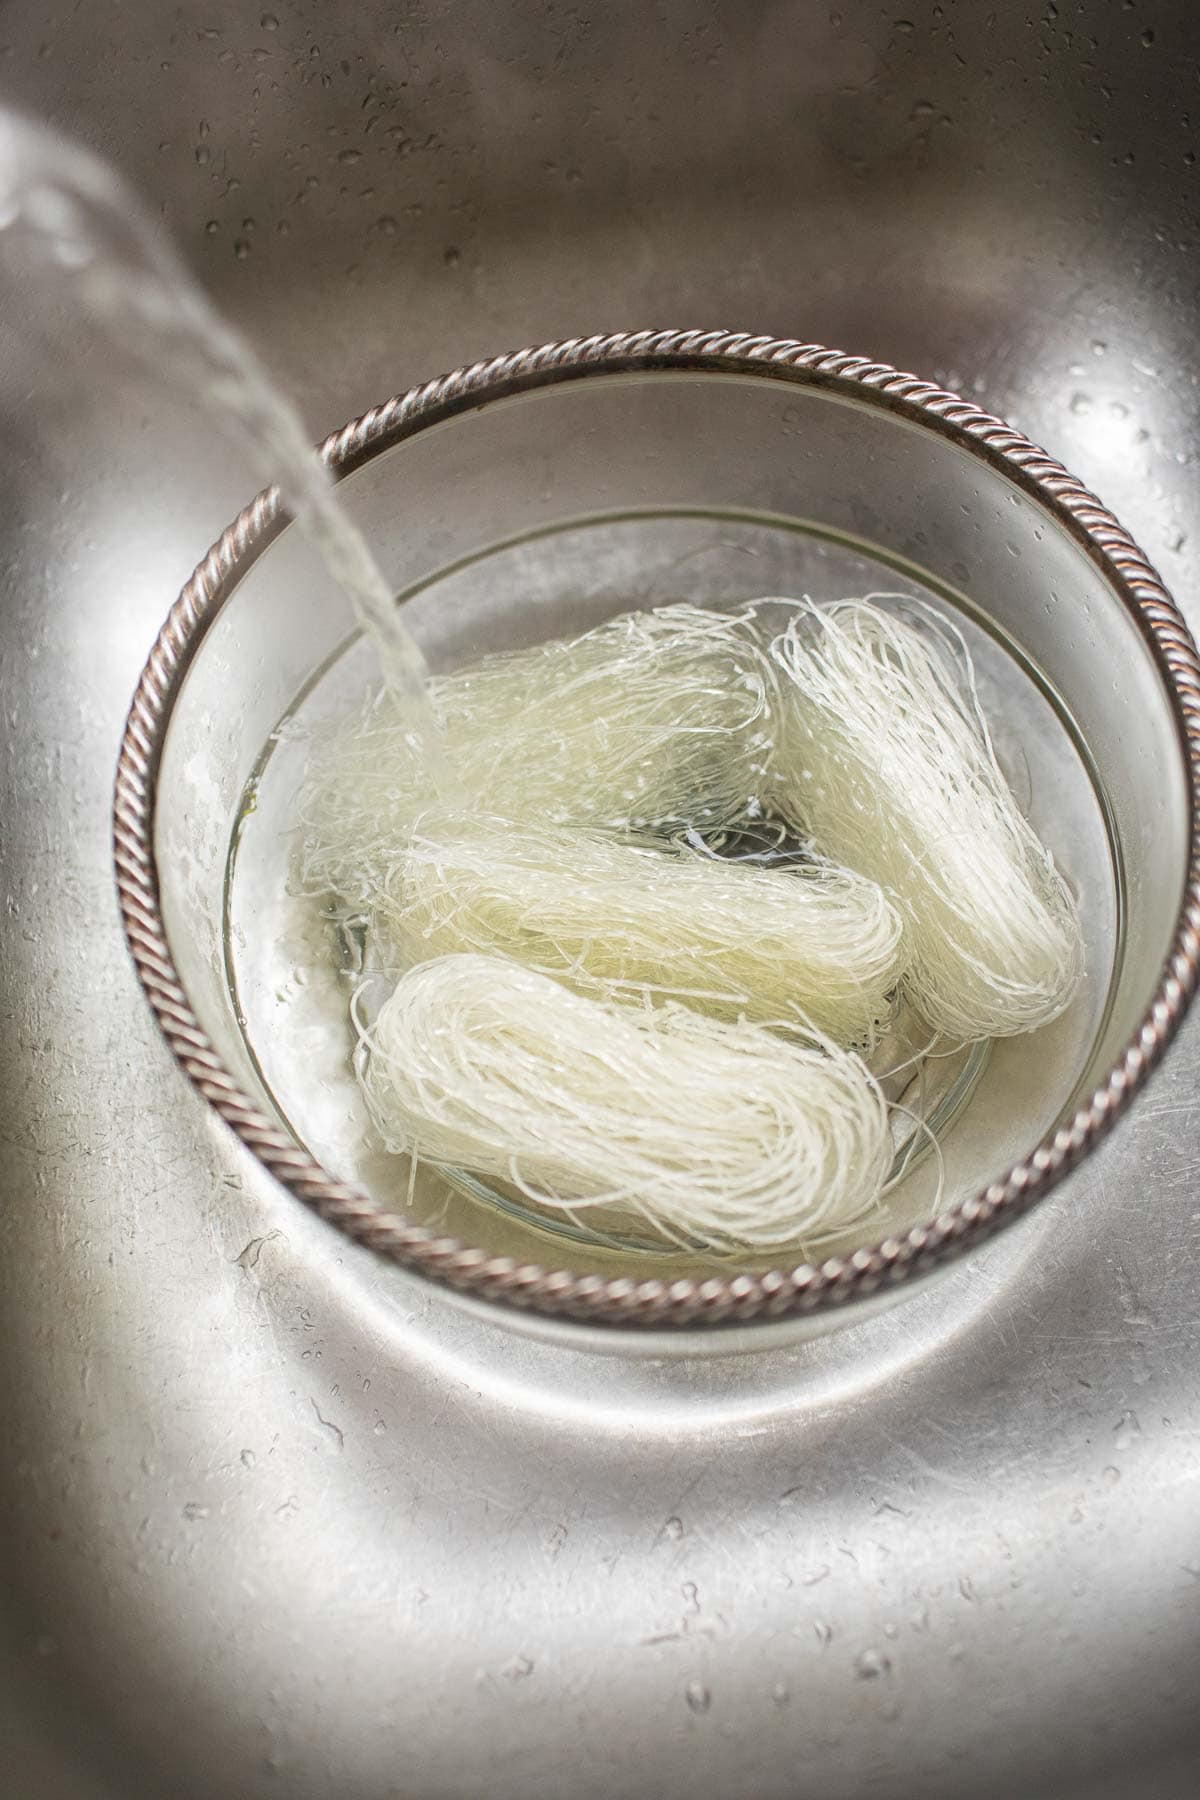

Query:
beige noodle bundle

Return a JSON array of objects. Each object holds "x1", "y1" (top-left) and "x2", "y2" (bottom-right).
[
  {"x1": 300, "y1": 603, "x2": 778, "y2": 906},
  {"x1": 356, "y1": 954, "x2": 892, "y2": 1251},
  {"x1": 768, "y1": 596, "x2": 1084, "y2": 1040},
  {"x1": 368, "y1": 810, "x2": 905, "y2": 1050}
]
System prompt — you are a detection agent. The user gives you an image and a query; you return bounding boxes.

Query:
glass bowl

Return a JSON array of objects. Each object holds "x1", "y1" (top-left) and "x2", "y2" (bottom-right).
[{"x1": 113, "y1": 330, "x2": 1200, "y2": 1333}]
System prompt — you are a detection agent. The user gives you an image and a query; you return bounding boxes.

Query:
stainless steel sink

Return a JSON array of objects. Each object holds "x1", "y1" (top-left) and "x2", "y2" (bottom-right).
[{"x1": 3, "y1": 4, "x2": 1200, "y2": 1795}]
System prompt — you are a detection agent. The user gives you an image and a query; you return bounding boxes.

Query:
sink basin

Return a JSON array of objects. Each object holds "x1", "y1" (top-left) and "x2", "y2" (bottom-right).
[{"x1": 4, "y1": 4, "x2": 1200, "y2": 1796}]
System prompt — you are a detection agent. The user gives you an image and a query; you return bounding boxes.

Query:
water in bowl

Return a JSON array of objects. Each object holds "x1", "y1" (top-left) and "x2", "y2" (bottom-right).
[{"x1": 223, "y1": 508, "x2": 1123, "y2": 1274}]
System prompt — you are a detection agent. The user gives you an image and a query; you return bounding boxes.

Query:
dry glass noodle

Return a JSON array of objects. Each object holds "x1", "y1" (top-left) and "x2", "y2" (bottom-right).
[{"x1": 300, "y1": 594, "x2": 1084, "y2": 1251}]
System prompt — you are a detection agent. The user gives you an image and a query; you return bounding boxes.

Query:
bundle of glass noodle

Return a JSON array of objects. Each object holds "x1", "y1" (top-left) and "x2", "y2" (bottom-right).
[
  {"x1": 300, "y1": 603, "x2": 776, "y2": 906},
  {"x1": 369, "y1": 810, "x2": 905, "y2": 1050},
  {"x1": 357, "y1": 954, "x2": 893, "y2": 1252},
  {"x1": 769, "y1": 597, "x2": 1083, "y2": 1041}
]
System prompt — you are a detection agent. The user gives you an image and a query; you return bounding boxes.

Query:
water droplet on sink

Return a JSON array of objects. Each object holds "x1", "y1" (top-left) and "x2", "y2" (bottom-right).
[
  {"x1": 856, "y1": 1648, "x2": 891, "y2": 1679},
  {"x1": 261, "y1": 11, "x2": 279, "y2": 27},
  {"x1": 1113, "y1": 1409, "x2": 1142, "y2": 1449},
  {"x1": 685, "y1": 1680, "x2": 711, "y2": 1714},
  {"x1": 1070, "y1": 392, "x2": 1092, "y2": 414}
]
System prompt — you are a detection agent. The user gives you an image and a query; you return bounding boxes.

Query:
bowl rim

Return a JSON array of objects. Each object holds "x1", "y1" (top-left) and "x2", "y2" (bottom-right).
[{"x1": 112, "y1": 328, "x2": 1200, "y2": 1330}]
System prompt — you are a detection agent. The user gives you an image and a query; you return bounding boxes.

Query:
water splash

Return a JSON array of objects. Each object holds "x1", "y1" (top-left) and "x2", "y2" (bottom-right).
[{"x1": 0, "y1": 106, "x2": 433, "y2": 721}]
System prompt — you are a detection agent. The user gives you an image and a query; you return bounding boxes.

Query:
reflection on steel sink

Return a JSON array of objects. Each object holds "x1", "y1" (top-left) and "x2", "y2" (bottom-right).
[{"x1": 2, "y1": 4, "x2": 1199, "y2": 1797}]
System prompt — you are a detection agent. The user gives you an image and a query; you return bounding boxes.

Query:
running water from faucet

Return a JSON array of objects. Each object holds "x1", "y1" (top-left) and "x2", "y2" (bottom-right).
[{"x1": 0, "y1": 106, "x2": 436, "y2": 725}]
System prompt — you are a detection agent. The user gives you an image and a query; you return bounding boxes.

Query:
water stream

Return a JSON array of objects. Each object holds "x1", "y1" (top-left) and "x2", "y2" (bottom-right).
[{"x1": 0, "y1": 106, "x2": 435, "y2": 723}]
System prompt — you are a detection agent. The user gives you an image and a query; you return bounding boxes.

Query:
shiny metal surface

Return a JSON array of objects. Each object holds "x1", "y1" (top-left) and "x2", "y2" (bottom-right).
[{"x1": 4, "y1": 2, "x2": 1200, "y2": 1794}]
